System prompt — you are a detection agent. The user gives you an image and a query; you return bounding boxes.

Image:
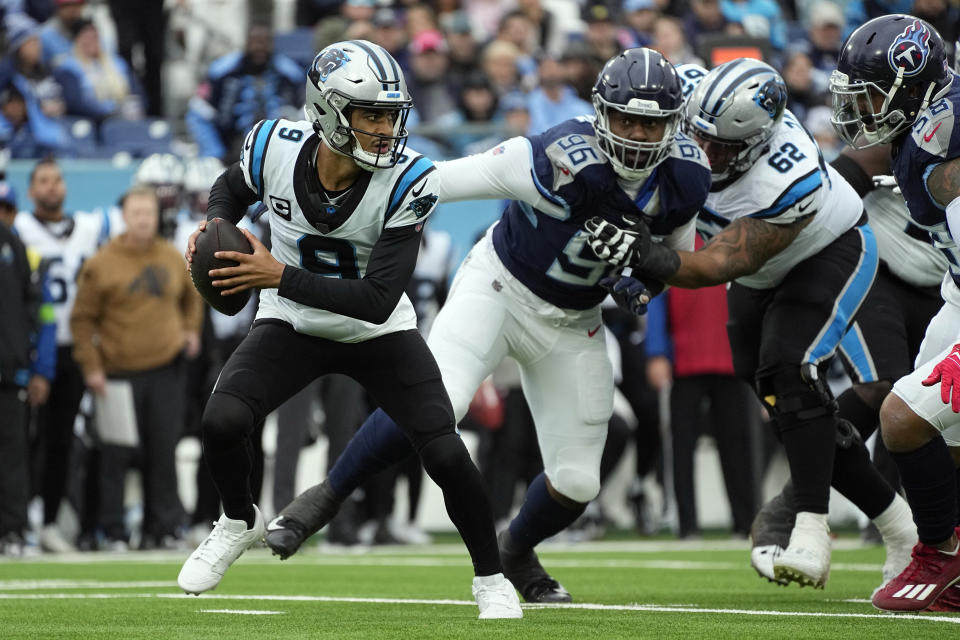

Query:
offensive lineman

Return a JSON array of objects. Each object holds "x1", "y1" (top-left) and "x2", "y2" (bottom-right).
[
  {"x1": 176, "y1": 40, "x2": 522, "y2": 620},
  {"x1": 586, "y1": 59, "x2": 879, "y2": 589}
]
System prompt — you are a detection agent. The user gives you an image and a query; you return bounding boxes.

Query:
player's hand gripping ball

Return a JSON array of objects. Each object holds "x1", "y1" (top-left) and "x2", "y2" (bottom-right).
[{"x1": 189, "y1": 218, "x2": 253, "y2": 316}]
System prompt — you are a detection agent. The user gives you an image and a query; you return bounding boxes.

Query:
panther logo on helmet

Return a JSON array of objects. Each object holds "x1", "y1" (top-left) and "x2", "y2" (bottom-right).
[
  {"x1": 314, "y1": 48, "x2": 351, "y2": 83},
  {"x1": 888, "y1": 19, "x2": 931, "y2": 77},
  {"x1": 754, "y1": 79, "x2": 788, "y2": 119}
]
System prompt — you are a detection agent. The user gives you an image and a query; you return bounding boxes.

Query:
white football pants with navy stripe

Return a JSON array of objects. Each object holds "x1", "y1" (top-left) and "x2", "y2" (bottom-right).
[{"x1": 427, "y1": 232, "x2": 614, "y2": 504}]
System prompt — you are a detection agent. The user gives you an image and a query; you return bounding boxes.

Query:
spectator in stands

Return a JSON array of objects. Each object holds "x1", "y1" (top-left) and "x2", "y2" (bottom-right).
[
  {"x1": 53, "y1": 18, "x2": 144, "y2": 121},
  {"x1": 442, "y1": 11, "x2": 480, "y2": 80},
  {"x1": 559, "y1": 40, "x2": 603, "y2": 102},
  {"x1": 407, "y1": 29, "x2": 458, "y2": 125},
  {"x1": 652, "y1": 15, "x2": 705, "y2": 66},
  {"x1": 645, "y1": 244, "x2": 760, "y2": 539},
  {"x1": 581, "y1": 2, "x2": 625, "y2": 65},
  {"x1": 720, "y1": 0, "x2": 787, "y2": 50},
  {"x1": 296, "y1": 0, "x2": 343, "y2": 27},
  {"x1": 71, "y1": 185, "x2": 202, "y2": 551},
  {"x1": 482, "y1": 39, "x2": 523, "y2": 97},
  {"x1": 498, "y1": 90, "x2": 531, "y2": 137},
  {"x1": 804, "y1": 105, "x2": 841, "y2": 163},
  {"x1": 1, "y1": 12, "x2": 65, "y2": 117},
  {"x1": 0, "y1": 84, "x2": 69, "y2": 158},
  {"x1": 623, "y1": 0, "x2": 657, "y2": 48},
  {"x1": 803, "y1": 1, "x2": 845, "y2": 76},
  {"x1": 39, "y1": 0, "x2": 86, "y2": 67},
  {"x1": 515, "y1": 0, "x2": 569, "y2": 57},
  {"x1": 107, "y1": 0, "x2": 165, "y2": 116},
  {"x1": 781, "y1": 47, "x2": 826, "y2": 125},
  {"x1": 526, "y1": 54, "x2": 591, "y2": 135},
  {"x1": 683, "y1": 0, "x2": 736, "y2": 53},
  {"x1": 406, "y1": 2, "x2": 439, "y2": 40},
  {"x1": 446, "y1": 72, "x2": 503, "y2": 155},
  {"x1": 186, "y1": 23, "x2": 303, "y2": 163}
]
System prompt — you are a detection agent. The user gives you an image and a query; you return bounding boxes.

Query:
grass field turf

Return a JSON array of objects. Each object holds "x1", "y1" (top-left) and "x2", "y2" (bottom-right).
[{"x1": 1, "y1": 537, "x2": 957, "y2": 639}]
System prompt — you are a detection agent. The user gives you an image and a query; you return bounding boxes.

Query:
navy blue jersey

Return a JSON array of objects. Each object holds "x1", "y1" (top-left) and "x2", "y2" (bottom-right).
[
  {"x1": 491, "y1": 117, "x2": 711, "y2": 310},
  {"x1": 892, "y1": 73, "x2": 960, "y2": 285}
]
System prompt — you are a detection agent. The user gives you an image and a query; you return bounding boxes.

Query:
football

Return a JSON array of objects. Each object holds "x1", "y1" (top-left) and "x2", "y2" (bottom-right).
[{"x1": 189, "y1": 217, "x2": 254, "y2": 316}]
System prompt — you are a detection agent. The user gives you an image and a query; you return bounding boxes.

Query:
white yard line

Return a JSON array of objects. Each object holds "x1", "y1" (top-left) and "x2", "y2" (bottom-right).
[
  {"x1": 0, "y1": 591, "x2": 956, "y2": 625},
  {"x1": 199, "y1": 609, "x2": 284, "y2": 615}
]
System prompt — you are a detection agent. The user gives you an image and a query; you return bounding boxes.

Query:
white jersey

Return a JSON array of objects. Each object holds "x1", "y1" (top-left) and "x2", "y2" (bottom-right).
[
  {"x1": 865, "y1": 185, "x2": 947, "y2": 288},
  {"x1": 14, "y1": 208, "x2": 122, "y2": 345},
  {"x1": 697, "y1": 110, "x2": 864, "y2": 289},
  {"x1": 239, "y1": 118, "x2": 439, "y2": 342}
]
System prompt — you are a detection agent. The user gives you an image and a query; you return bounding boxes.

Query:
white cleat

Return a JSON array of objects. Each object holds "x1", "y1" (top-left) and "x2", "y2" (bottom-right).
[
  {"x1": 39, "y1": 524, "x2": 76, "y2": 553},
  {"x1": 473, "y1": 573, "x2": 523, "y2": 619},
  {"x1": 774, "y1": 512, "x2": 831, "y2": 589},
  {"x1": 751, "y1": 544, "x2": 788, "y2": 585},
  {"x1": 177, "y1": 505, "x2": 265, "y2": 595}
]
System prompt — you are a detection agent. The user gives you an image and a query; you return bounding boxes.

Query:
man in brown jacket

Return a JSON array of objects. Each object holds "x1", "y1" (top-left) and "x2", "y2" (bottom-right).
[{"x1": 71, "y1": 184, "x2": 203, "y2": 550}]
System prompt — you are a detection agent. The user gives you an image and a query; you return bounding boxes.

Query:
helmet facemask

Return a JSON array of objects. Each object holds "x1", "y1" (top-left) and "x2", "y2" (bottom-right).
[
  {"x1": 592, "y1": 92, "x2": 682, "y2": 181},
  {"x1": 828, "y1": 68, "x2": 934, "y2": 148}
]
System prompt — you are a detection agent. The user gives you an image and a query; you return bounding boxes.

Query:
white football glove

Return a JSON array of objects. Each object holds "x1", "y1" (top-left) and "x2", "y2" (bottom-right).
[{"x1": 872, "y1": 175, "x2": 902, "y2": 195}]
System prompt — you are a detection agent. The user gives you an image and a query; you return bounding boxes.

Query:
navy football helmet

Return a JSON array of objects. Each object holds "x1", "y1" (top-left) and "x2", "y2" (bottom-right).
[
  {"x1": 592, "y1": 48, "x2": 684, "y2": 181},
  {"x1": 829, "y1": 15, "x2": 951, "y2": 148}
]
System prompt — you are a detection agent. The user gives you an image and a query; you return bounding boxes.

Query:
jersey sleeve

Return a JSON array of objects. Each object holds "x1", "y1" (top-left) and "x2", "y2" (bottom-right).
[
  {"x1": 746, "y1": 168, "x2": 823, "y2": 224},
  {"x1": 384, "y1": 154, "x2": 439, "y2": 229},
  {"x1": 238, "y1": 118, "x2": 282, "y2": 199}
]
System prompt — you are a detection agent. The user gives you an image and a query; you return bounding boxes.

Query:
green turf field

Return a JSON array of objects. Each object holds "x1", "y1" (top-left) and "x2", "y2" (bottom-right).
[{"x1": 1, "y1": 537, "x2": 956, "y2": 639}]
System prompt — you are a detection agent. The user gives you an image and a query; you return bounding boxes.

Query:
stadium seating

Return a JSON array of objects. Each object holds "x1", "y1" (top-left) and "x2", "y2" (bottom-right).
[
  {"x1": 99, "y1": 117, "x2": 174, "y2": 158},
  {"x1": 273, "y1": 28, "x2": 314, "y2": 69}
]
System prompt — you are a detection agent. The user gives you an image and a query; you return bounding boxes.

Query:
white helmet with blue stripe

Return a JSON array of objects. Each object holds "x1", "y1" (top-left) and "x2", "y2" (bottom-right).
[
  {"x1": 684, "y1": 58, "x2": 788, "y2": 181},
  {"x1": 304, "y1": 40, "x2": 412, "y2": 170}
]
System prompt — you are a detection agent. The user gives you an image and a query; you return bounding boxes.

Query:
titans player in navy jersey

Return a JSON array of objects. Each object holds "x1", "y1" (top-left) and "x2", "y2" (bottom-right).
[
  {"x1": 831, "y1": 15, "x2": 960, "y2": 612},
  {"x1": 264, "y1": 48, "x2": 712, "y2": 604}
]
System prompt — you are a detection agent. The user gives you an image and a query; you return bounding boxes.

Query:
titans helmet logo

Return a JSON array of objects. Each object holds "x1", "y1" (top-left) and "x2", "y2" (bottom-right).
[
  {"x1": 753, "y1": 78, "x2": 787, "y2": 119},
  {"x1": 313, "y1": 48, "x2": 350, "y2": 83},
  {"x1": 888, "y1": 19, "x2": 931, "y2": 78}
]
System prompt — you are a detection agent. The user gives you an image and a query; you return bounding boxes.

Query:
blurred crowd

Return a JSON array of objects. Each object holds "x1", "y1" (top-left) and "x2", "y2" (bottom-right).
[{"x1": 1, "y1": 0, "x2": 955, "y2": 162}]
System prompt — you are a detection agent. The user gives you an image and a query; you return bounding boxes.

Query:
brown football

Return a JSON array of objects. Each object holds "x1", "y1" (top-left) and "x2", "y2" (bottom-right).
[{"x1": 189, "y1": 218, "x2": 254, "y2": 316}]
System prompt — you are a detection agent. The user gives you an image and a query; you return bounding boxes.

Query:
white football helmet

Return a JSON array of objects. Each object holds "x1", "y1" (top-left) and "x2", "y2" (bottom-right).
[
  {"x1": 183, "y1": 156, "x2": 225, "y2": 214},
  {"x1": 134, "y1": 153, "x2": 184, "y2": 211},
  {"x1": 304, "y1": 40, "x2": 412, "y2": 170},
  {"x1": 684, "y1": 58, "x2": 788, "y2": 181}
]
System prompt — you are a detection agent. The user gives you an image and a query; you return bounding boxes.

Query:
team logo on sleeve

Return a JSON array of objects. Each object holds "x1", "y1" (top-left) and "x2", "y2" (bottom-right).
[
  {"x1": 888, "y1": 19, "x2": 931, "y2": 77},
  {"x1": 313, "y1": 48, "x2": 351, "y2": 82},
  {"x1": 407, "y1": 193, "x2": 438, "y2": 218}
]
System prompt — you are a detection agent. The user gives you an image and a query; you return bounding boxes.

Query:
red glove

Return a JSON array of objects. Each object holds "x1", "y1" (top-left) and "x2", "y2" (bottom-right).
[{"x1": 921, "y1": 343, "x2": 960, "y2": 412}]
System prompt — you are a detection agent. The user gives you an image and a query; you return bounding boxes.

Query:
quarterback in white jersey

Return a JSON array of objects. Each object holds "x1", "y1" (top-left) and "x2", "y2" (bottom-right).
[
  {"x1": 177, "y1": 40, "x2": 521, "y2": 620},
  {"x1": 586, "y1": 59, "x2": 880, "y2": 590}
]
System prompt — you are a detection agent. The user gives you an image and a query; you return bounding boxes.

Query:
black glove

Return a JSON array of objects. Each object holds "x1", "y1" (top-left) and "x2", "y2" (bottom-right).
[
  {"x1": 584, "y1": 217, "x2": 681, "y2": 282},
  {"x1": 599, "y1": 275, "x2": 651, "y2": 316},
  {"x1": 584, "y1": 217, "x2": 649, "y2": 267}
]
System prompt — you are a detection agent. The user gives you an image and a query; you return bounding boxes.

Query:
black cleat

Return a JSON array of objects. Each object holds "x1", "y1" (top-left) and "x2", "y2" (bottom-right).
[
  {"x1": 498, "y1": 530, "x2": 572, "y2": 603},
  {"x1": 265, "y1": 480, "x2": 343, "y2": 559}
]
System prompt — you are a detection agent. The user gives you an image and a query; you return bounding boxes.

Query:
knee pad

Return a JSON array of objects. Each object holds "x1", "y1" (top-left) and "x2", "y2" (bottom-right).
[
  {"x1": 757, "y1": 364, "x2": 837, "y2": 433},
  {"x1": 201, "y1": 392, "x2": 257, "y2": 449},
  {"x1": 548, "y1": 466, "x2": 601, "y2": 504}
]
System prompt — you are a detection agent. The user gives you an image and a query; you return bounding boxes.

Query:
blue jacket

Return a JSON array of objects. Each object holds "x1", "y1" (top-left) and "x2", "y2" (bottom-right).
[
  {"x1": 53, "y1": 53, "x2": 144, "y2": 120},
  {"x1": 186, "y1": 52, "x2": 304, "y2": 159}
]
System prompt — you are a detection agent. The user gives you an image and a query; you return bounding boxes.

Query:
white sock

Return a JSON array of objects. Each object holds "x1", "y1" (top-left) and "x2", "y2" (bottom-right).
[
  {"x1": 795, "y1": 511, "x2": 829, "y2": 532},
  {"x1": 871, "y1": 494, "x2": 916, "y2": 543}
]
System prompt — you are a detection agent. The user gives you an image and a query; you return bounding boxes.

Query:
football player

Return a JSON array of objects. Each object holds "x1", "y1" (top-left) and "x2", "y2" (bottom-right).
[
  {"x1": 14, "y1": 158, "x2": 122, "y2": 553},
  {"x1": 263, "y1": 48, "x2": 712, "y2": 604},
  {"x1": 585, "y1": 59, "x2": 879, "y2": 589},
  {"x1": 176, "y1": 40, "x2": 522, "y2": 620},
  {"x1": 829, "y1": 15, "x2": 960, "y2": 612}
]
